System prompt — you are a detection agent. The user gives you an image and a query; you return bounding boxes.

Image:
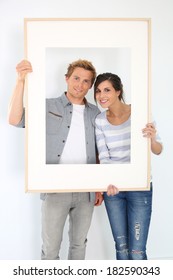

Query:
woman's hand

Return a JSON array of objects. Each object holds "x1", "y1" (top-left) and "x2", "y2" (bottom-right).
[
  {"x1": 107, "y1": 184, "x2": 119, "y2": 196},
  {"x1": 142, "y1": 123, "x2": 163, "y2": 155},
  {"x1": 142, "y1": 123, "x2": 156, "y2": 140}
]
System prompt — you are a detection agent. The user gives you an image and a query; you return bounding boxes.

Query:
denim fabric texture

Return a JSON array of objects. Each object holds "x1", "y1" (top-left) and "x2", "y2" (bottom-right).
[
  {"x1": 41, "y1": 192, "x2": 94, "y2": 260},
  {"x1": 104, "y1": 183, "x2": 153, "y2": 260}
]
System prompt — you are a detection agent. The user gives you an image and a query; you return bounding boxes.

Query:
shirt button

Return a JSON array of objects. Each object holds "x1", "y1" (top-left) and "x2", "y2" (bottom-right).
[{"x1": 62, "y1": 140, "x2": 65, "y2": 143}]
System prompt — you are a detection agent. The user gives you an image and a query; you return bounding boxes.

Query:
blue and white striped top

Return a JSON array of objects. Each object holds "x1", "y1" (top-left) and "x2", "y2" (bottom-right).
[{"x1": 95, "y1": 111, "x2": 131, "y2": 164}]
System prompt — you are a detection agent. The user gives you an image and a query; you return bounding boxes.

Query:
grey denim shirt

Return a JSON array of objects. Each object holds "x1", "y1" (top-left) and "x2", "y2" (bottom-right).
[{"x1": 46, "y1": 93, "x2": 100, "y2": 164}]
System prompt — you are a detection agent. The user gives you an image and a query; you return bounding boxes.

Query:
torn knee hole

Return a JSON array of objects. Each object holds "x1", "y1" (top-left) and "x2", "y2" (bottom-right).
[
  {"x1": 117, "y1": 235, "x2": 126, "y2": 239},
  {"x1": 132, "y1": 250, "x2": 143, "y2": 254}
]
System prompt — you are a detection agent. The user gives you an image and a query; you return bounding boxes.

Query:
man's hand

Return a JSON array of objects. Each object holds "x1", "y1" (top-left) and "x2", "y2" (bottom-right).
[
  {"x1": 94, "y1": 192, "x2": 103, "y2": 206},
  {"x1": 16, "y1": 60, "x2": 33, "y2": 81}
]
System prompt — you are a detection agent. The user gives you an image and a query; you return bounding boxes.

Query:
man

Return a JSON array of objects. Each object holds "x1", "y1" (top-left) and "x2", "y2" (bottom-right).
[{"x1": 8, "y1": 59, "x2": 103, "y2": 260}]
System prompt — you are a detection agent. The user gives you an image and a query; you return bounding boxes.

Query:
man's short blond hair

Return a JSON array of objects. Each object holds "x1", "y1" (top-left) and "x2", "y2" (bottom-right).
[{"x1": 65, "y1": 59, "x2": 96, "y2": 86}]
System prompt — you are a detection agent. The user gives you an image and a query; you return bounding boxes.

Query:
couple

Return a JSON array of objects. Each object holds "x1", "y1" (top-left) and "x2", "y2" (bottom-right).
[{"x1": 8, "y1": 59, "x2": 162, "y2": 260}]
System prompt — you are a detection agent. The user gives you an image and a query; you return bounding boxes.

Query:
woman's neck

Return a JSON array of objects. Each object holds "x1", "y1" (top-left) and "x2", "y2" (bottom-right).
[{"x1": 107, "y1": 103, "x2": 131, "y2": 125}]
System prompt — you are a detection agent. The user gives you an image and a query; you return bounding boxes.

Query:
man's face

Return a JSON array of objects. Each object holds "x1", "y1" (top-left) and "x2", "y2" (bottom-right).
[{"x1": 66, "y1": 67, "x2": 93, "y2": 104}]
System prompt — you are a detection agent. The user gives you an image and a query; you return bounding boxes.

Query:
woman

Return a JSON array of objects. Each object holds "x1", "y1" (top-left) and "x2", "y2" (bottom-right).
[{"x1": 94, "y1": 73, "x2": 163, "y2": 260}]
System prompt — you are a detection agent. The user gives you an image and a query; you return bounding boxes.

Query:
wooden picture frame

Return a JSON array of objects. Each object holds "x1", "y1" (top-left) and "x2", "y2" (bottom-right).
[{"x1": 24, "y1": 18, "x2": 151, "y2": 192}]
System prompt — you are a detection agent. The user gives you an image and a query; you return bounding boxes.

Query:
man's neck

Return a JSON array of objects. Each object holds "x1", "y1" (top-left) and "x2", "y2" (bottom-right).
[{"x1": 66, "y1": 92, "x2": 86, "y2": 105}]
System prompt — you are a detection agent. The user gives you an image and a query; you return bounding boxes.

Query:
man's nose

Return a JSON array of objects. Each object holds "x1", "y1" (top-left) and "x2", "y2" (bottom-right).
[{"x1": 77, "y1": 81, "x2": 83, "y2": 89}]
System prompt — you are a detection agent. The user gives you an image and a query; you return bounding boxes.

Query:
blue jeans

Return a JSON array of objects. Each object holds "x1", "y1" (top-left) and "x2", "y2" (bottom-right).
[
  {"x1": 41, "y1": 192, "x2": 94, "y2": 260},
  {"x1": 104, "y1": 183, "x2": 153, "y2": 260}
]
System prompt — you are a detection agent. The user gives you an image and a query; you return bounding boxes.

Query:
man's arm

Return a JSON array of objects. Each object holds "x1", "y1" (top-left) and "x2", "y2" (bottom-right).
[{"x1": 8, "y1": 60, "x2": 32, "y2": 125}]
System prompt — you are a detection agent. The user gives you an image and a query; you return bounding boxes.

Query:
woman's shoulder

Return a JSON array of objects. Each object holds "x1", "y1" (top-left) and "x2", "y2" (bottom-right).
[
  {"x1": 95, "y1": 111, "x2": 107, "y2": 127},
  {"x1": 96, "y1": 110, "x2": 106, "y2": 120}
]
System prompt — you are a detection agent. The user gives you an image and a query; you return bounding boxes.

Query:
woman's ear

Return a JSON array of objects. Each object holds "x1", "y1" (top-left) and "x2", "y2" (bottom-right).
[{"x1": 117, "y1": 90, "x2": 121, "y2": 97}]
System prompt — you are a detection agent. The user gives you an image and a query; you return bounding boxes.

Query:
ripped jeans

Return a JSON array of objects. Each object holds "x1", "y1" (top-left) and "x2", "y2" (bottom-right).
[{"x1": 104, "y1": 183, "x2": 152, "y2": 260}]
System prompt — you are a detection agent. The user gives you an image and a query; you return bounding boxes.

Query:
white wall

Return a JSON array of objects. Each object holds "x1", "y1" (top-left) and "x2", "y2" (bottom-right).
[{"x1": 0, "y1": 0, "x2": 173, "y2": 260}]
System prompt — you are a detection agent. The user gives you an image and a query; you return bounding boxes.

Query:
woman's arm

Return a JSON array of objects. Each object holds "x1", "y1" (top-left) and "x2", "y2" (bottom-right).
[{"x1": 142, "y1": 123, "x2": 163, "y2": 155}]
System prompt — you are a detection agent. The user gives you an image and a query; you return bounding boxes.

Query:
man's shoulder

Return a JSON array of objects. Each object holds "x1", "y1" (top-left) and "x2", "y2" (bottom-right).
[
  {"x1": 87, "y1": 101, "x2": 100, "y2": 113},
  {"x1": 46, "y1": 96, "x2": 63, "y2": 109},
  {"x1": 46, "y1": 96, "x2": 61, "y2": 104},
  {"x1": 46, "y1": 93, "x2": 70, "y2": 108}
]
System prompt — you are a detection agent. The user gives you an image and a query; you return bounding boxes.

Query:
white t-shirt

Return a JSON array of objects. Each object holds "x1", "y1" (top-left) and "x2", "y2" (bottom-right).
[{"x1": 59, "y1": 104, "x2": 87, "y2": 164}]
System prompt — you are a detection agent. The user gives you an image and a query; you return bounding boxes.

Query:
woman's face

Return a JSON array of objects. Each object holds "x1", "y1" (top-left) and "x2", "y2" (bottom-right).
[{"x1": 95, "y1": 80, "x2": 120, "y2": 109}]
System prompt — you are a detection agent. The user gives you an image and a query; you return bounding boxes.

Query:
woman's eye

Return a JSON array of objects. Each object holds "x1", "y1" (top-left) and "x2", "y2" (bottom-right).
[{"x1": 105, "y1": 88, "x2": 110, "y2": 92}]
